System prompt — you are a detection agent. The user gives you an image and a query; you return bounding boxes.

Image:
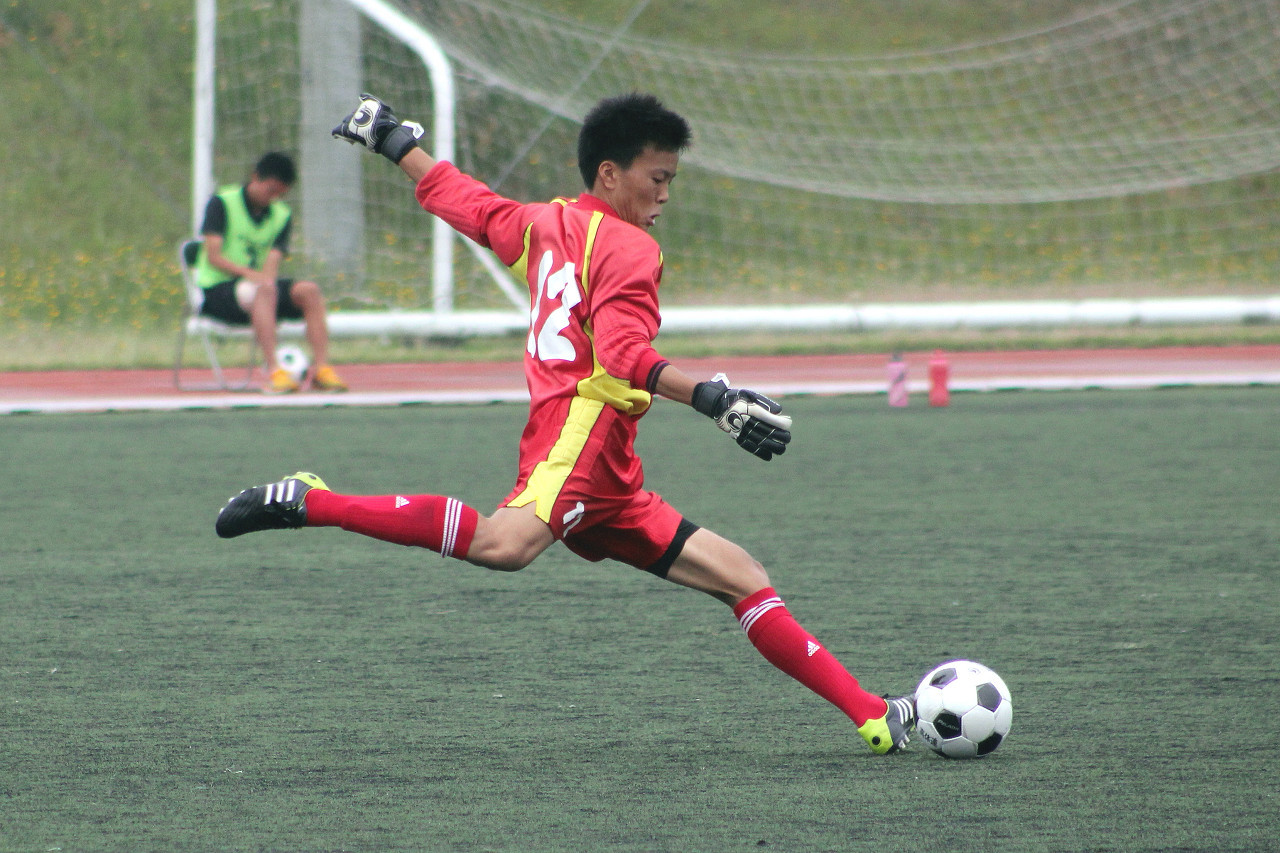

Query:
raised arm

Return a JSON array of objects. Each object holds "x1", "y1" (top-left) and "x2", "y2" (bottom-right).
[{"x1": 332, "y1": 93, "x2": 437, "y2": 181}]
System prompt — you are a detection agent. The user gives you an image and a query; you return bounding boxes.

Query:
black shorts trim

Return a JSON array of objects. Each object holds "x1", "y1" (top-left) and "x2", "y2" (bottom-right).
[
  {"x1": 643, "y1": 517, "x2": 700, "y2": 578},
  {"x1": 200, "y1": 279, "x2": 302, "y2": 325}
]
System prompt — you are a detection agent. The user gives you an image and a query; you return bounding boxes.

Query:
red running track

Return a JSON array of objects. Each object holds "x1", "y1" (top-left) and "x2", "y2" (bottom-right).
[{"x1": 2, "y1": 346, "x2": 1278, "y2": 414}]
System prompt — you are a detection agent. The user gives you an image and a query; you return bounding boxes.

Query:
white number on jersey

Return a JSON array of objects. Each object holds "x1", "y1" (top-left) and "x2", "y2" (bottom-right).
[{"x1": 527, "y1": 250, "x2": 581, "y2": 363}]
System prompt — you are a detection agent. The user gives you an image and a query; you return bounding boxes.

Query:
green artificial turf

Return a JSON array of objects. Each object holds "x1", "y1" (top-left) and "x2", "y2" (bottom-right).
[{"x1": 2, "y1": 389, "x2": 1277, "y2": 851}]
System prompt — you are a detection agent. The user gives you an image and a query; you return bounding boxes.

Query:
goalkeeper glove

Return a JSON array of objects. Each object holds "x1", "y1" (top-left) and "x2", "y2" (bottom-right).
[
  {"x1": 332, "y1": 93, "x2": 425, "y2": 164},
  {"x1": 691, "y1": 373, "x2": 793, "y2": 461}
]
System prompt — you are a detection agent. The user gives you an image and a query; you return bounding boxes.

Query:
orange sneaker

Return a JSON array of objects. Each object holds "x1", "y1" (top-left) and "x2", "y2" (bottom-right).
[
  {"x1": 312, "y1": 365, "x2": 348, "y2": 392},
  {"x1": 266, "y1": 367, "x2": 301, "y2": 394}
]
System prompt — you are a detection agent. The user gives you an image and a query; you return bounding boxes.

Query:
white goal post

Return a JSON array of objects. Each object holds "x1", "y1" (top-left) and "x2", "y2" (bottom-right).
[
  {"x1": 193, "y1": 0, "x2": 1280, "y2": 338},
  {"x1": 193, "y1": 0, "x2": 477, "y2": 315}
]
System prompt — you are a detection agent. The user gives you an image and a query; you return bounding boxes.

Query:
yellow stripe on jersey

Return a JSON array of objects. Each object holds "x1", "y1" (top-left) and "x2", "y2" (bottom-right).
[
  {"x1": 506, "y1": 395, "x2": 606, "y2": 523},
  {"x1": 580, "y1": 209, "x2": 603, "y2": 294},
  {"x1": 509, "y1": 223, "x2": 534, "y2": 287},
  {"x1": 575, "y1": 357, "x2": 652, "y2": 416},
  {"x1": 576, "y1": 210, "x2": 653, "y2": 416}
]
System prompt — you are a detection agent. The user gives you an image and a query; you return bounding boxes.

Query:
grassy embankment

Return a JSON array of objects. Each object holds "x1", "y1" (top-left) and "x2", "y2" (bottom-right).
[{"x1": 2, "y1": 1, "x2": 1275, "y2": 371}]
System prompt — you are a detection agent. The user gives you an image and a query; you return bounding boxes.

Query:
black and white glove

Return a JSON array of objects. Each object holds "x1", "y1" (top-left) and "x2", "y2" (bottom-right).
[
  {"x1": 691, "y1": 373, "x2": 793, "y2": 461},
  {"x1": 332, "y1": 93, "x2": 424, "y2": 164}
]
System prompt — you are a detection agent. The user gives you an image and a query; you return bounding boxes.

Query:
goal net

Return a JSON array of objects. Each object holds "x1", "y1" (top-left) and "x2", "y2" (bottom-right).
[{"x1": 206, "y1": 0, "x2": 1280, "y2": 317}]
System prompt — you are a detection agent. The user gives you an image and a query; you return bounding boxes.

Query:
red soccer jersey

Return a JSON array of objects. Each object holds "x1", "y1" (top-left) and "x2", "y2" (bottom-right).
[{"x1": 416, "y1": 162, "x2": 672, "y2": 530}]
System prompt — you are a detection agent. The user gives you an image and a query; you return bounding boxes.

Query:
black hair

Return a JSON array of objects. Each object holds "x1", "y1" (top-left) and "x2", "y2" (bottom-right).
[
  {"x1": 253, "y1": 151, "x2": 298, "y2": 185},
  {"x1": 577, "y1": 93, "x2": 692, "y2": 189}
]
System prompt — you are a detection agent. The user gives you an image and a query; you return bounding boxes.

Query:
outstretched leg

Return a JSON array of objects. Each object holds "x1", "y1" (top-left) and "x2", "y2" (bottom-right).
[
  {"x1": 666, "y1": 528, "x2": 914, "y2": 753},
  {"x1": 216, "y1": 473, "x2": 553, "y2": 571},
  {"x1": 308, "y1": 490, "x2": 553, "y2": 570}
]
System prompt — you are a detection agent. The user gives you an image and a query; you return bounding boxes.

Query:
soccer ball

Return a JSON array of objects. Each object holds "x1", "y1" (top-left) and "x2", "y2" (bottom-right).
[
  {"x1": 275, "y1": 345, "x2": 310, "y2": 383},
  {"x1": 914, "y1": 659, "x2": 1012, "y2": 758}
]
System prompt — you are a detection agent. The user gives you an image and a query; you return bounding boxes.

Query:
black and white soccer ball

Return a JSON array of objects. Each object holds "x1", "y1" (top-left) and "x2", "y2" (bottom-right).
[
  {"x1": 914, "y1": 659, "x2": 1012, "y2": 758},
  {"x1": 275, "y1": 345, "x2": 310, "y2": 384}
]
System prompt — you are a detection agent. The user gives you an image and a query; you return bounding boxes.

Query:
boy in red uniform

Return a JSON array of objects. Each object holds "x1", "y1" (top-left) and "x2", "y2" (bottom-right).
[{"x1": 216, "y1": 93, "x2": 915, "y2": 753}]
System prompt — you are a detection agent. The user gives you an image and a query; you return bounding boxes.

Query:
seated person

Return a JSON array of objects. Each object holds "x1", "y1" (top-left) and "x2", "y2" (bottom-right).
[{"x1": 194, "y1": 151, "x2": 347, "y2": 393}]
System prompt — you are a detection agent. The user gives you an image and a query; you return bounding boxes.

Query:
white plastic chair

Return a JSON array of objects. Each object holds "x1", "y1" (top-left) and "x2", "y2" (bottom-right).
[{"x1": 173, "y1": 238, "x2": 259, "y2": 390}]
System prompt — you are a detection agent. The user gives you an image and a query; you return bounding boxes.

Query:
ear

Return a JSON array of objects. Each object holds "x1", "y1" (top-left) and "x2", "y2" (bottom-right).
[{"x1": 595, "y1": 160, "x2": 621, "y2": 192}]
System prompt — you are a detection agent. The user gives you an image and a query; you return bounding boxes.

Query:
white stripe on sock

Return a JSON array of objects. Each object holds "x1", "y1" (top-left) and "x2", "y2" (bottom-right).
[
  {"x1": 440, "y1": 497, "x2": 461, "y2": 557},
  {"x1": 738, "y1": 596, "x2": 785, "y2": 633}
]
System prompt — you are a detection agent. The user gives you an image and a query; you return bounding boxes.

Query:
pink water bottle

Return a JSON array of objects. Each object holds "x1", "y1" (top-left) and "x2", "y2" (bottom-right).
[
  {"x1": 887, "y1": 352, "x2": 909, "y2": 407},
  {"x1": 928, "y1": 349, "x2": 950, "y2": 407}
]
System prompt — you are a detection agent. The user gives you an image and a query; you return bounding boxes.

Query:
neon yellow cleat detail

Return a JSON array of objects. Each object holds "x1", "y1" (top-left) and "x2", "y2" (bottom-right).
[{"x1": 858, "y1": 696, "x2": 917, "y2": 754}]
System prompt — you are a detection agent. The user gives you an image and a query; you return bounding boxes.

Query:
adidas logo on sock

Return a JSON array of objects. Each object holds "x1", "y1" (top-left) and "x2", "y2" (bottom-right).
[
  {"x1": 395, "y1": 496, "x2": 410, "y2": 508},
  {"x1": 807, "y1": 640, "x2": 821, "y2": 657}
]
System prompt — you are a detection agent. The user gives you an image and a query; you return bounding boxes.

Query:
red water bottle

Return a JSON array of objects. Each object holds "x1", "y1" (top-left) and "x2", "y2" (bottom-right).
[
  {"x1": 887, "y1": 352, "x2": 909, "y2": 407},
  {"x1": 928, "y1": 349, "x2": 950, "y2": 407}
]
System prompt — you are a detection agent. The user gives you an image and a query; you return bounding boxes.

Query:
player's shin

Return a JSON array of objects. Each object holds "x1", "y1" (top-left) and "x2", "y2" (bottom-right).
[
  {"x1": 733, "y1": 587, "x2": 888, "y2": 726},
  {"x1": 304, "y1": 490, "x2": 477, "y2": 558}
]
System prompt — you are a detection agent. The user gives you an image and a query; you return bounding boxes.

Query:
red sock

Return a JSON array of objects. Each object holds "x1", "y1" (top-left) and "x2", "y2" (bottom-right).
[
  {"x1": 304, "y1": 490, "x2": 478, "y2": 558},
  {"x1": 734, "y1": 587, "x2": 888, "y2": 726}
]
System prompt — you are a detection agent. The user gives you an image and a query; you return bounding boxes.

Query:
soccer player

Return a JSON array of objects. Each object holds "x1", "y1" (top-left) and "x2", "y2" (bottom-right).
[
  {"x1": 196, "y1": 151, "x2": 348, "y2": 393},
  {"x1": 216, "y1": 94, "x2": 915, "y2": 753}
]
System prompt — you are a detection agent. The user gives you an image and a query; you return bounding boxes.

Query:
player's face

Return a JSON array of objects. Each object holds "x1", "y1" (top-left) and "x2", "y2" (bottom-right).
[
  {"x1": 245, "y1": 176, "x2": 292, "y2": 210},
  {"x1": 607, "y1": 146, "x2": 680, "y2": 231}
]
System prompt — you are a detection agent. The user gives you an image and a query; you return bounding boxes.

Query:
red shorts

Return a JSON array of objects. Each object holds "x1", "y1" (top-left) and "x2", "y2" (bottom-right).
[
  {"x1": 501, "y1": 396, "x2": 696, "y2": 573},
  {"x1": 559, "y1": 488, "x2": 689, "y2": 569}
]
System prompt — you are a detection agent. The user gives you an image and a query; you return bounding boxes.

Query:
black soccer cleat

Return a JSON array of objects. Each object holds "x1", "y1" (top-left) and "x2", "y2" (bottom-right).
[{"x1": 215, "y1": 472, "x2": 329, "y2": 538}]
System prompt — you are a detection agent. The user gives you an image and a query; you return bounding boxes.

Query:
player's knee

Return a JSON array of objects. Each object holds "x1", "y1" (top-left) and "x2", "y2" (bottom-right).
[
  {"x1": 704, "y1": 539, "x2": 772, "y2": 603},
  {"x1": 671, "y1": 537, "x2": 772, "y2": 605},
  {"x1": 465, "y1": 506, "x2": 553, "y2": 573},
  {"x1": 730, "y1": 554, "x2": 771, "y2": 596},
  {"x1": 292, "y1": 279, "x2": 323, "y2": 306},
  {"x1": 471, "y1": 543, "x2": 534, "y2": 573},
  {"x1": 465, "y1": 532, "x2": 540, "y2": 573},
  {"x1": 237, "y1": 280, "x2": 277, "y2": 311}
]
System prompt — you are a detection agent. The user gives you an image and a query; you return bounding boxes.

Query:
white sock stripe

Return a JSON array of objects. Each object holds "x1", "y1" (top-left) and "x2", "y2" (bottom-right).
[
  {"x1": 737, "y1": 597, "x2": 785, "y2": 633},
  {"x1": 440, "y1": 497, "x2": 461, "y2": 557},
  {"x1": 739, "y1": 597, "x2": 784, "y2": 628},
  {"x1": 440, "y1": 499, "x2": 454, "y2": 556},
  {"x1": 450, "y1": 498, "x2": 465, "y2": 555},
  {"x1": 452, "y1": 498, "x2": 465, "y2": 556}
]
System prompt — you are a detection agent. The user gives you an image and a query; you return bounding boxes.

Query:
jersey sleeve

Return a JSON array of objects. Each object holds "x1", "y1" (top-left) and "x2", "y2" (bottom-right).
[
  {"x1": 587, "y1": 229, "x2": 670, "y2": 393},
  {"x1": 273, "y1": 216, "x2": 291, "y2": 254},
  {"x1": 415, "y1": 161, "x2": 531, "y2": 266},
  {"x1": 199, "y1": 195, "x2": 227, "y2": 236}
]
